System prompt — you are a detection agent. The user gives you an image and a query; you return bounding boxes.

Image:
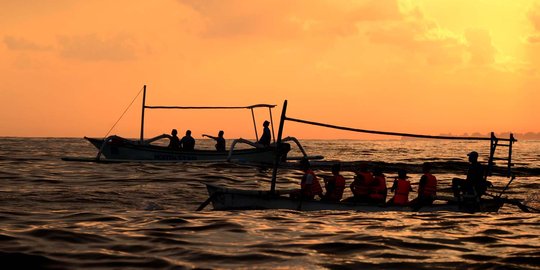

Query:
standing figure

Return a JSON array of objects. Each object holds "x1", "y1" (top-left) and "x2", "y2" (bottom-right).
[
  {"x1": 322, "y1": 163, "x2": 346, "y2": 202},
  {"x1": 203, "y1": 130, "x2": 226, "y2": 151},
  {"x1": 388, "y1": 169, "x2": 412, "y2": 206},
  {"x1": 257, "y1": 120, "x2": 271, "y2": 147},
  {"x1": 180, "y1": 130, "x2": 196, "y2": 151}
]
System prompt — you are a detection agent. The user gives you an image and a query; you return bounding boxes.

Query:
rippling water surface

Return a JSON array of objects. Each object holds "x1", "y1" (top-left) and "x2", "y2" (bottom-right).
[{"x1": 0, "y1": 138, "x2": 539, "y2": 269}]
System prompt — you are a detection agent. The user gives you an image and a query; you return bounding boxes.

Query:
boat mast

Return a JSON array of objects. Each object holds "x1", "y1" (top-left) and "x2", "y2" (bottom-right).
[
  {"x1": 269, "y1": 107, "x2": 276, "y2": 143},
  {"x1": 140, "y1": 85, "x2": 146, "y2": 143},
  {"x1": 250, "y1": 108, "x2": 259, "y2": 141},
  {"x1": 270, "y1": 100, "x2": 287, "y2": 193}
]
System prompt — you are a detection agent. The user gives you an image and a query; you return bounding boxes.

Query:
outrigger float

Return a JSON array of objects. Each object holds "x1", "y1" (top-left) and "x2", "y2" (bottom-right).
[
  {"x1": 199, "y1": 100, "x2": 538, "y2": 213},
  {"x1": 62, "y1": 86, "x2": 321, "y2": 164}
]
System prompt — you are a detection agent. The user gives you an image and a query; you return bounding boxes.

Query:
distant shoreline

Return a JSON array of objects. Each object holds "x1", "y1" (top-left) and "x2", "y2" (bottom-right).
[
  {"x1": 400, "y1": 132, "x2": 540, "y2": 141},
  {"x1": 1, "y1": 135, "x2": 540, "y2": 141}
]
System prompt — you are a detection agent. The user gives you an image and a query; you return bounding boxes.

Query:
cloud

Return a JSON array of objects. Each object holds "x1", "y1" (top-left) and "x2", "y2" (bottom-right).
[
  {"x1": 347, "y1": 0, "x2": 401, "y2": 21},
  {"x1": 529, "y1": 34, "x2": 540, "y2": 43},
  {"x1": 3, "y1": 36, "x2": 51, "y2": 51},
  {"x1": 527, "y1": 3, "x2": 540, "y2": 43},
  {"x1": 177, "y1": 0, "x2": 402, "y2": 39},
  {"x1": 529, "y1": 3, "x2": 540, "y2": 31},
  {"x1": 365, "y1": 6, "x2": 466, "y2": 67},
  {"x1": 57, "y1": 34, "x2": 137, "y2": 61},
  {"x1": 465, "y1": 28, "x2": 496, "y2": 66}
]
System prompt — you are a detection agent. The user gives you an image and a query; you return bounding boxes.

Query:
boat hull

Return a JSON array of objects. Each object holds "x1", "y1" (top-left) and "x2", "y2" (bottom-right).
[
  {"x1": 86, "y1": 137, "x2": 287, "y2": 164},
  {"x1": 205, "y1": 184, "x2": 503, "y2": 213}
]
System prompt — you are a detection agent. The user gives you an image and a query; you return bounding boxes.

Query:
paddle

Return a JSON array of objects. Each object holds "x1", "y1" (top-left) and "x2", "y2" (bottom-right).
[
  {"x1": 196, "y1": 193, "x2": 219, "y2": 211},
  {"x1": 482, "y1": 192, "x2": 540, "y2": 213},
  {"x1": 502, "y1": 198, "x2": 540, "y2": 213},
  {"x1": 487, "y1": 175, "x2": 540, "y2": 213}
]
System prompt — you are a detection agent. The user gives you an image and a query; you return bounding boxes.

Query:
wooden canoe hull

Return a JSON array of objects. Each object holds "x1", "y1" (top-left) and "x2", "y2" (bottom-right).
[
  {"x1": 85, "y1": 137, "x2": 286, "y2": 164},
  {"x1": 205, "y1": 184, "x2": 503, "y2": 213}
]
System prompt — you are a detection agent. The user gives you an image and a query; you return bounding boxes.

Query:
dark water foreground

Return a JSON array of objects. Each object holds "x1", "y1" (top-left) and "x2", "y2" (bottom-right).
[{"x1": 0, "y1": 138, "x2": 539, "y2": 269}]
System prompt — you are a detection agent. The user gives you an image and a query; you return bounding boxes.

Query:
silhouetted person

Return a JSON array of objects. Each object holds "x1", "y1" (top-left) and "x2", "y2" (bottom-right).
[
  {"x1": 168, "y1": 129, "x2": 180, "y2": 150},
  {"x1": 349, "y1": 164, "x2": 374, "y2": 203},
  {"x1": 257, "y1": 120, "x2": 271, "y2": 147},
  {"x1": 452, "y1": 151, "x2": 490, "y2": 200},
  {"x1": 322, "y1": 163, "x2": 346, "y2": 202},
  {"x1": 180, "y1": 130, "x2": 195, "y2": 151},
  {"x1": 410, "y1": 162, "x2": 437, "y2": 207},
  {"x1": 203, "y1": 130, "x2": 226, "y2": 151},
  {"x1": 387, "y1": 169, "x2": 413, "y2": 206},
  {"x1": 290, "y1": 158, "x2": 323, "y2": 200},
  {"x1": 143, "y1": 129, "x2": 180, "y2": 150},
  {"x1": 368, "y1": 166, "x2": 387, "y2": 204}
]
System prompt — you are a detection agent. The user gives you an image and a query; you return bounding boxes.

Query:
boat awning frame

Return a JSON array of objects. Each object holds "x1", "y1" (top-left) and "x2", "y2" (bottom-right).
[
  {"x1": 144, "y1": 104, "x2": 276, "y2": 110},
  {"x1": 139, "y1": 86, "x2": 277, "y2": 144}
]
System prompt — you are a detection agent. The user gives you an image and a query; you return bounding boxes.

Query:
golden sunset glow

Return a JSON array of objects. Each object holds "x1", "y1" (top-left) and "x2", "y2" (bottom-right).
[{"x1": 1, "y1": 0, "x2": 539, "y2": 139}]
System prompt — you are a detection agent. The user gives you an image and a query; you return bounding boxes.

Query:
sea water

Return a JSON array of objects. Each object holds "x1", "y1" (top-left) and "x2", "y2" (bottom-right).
[{"x1": 0, "y1": 138, "x2": 539, "y2": 269}]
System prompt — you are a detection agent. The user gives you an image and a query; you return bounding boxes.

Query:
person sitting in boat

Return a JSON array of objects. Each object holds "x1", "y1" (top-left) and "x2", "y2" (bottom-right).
[
  {"x1": 290, "y1": 158, "x2": 323, "y2": 200},
  {"x1": 142, "y1": 129, "x2": 181, "y2": 150},
  {"x1": 349, "y1": 164, "x2": 374, "y2": 203},
  {"x1": 387, "y1": 169, "x2": 413, "y2": 206},
  {"x1": 203, "y1": 130, "x2": 226, "y2": 151},
  {"x1": 168, "y1": 129, "x2": 181, "y2": 150},
  {"x1": 180, "y1": 130, "x2": 195, "y2": 151},
  {"x1": 368, "y1": 166, "x2": 387, "y2": 204},
  {"x1": 452, "y1": 151, "x2": 491, "y2": 200},
  {"x1": 410, "y1": 162, "x2": 437, "y2": 207},
  {"x1": 257, "y1": 120, "x2": 271, "y2": 147},
  {"x1": 322, "y1": 163, "x2": 346, "y2": 202}
]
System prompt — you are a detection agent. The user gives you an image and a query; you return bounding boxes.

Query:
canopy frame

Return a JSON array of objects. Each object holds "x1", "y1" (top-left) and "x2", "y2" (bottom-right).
[
  {"x1": 139, "y1": 85, "x2": 276, "y2": 144},
  {"x1": 270, "y1": 100, "x2": 517, "y2": 193}
]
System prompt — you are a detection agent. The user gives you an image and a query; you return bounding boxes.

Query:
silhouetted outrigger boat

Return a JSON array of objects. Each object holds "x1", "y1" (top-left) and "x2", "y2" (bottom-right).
[
  {"x1": 199, "y1": 100, "x2": 538, "y2": 213},
  {"x1": 63, "y1": 86, "x2": 321, "y2": 164},
  {"x1": 204, "y1": 184, "x2": 504, "y2": 212}
]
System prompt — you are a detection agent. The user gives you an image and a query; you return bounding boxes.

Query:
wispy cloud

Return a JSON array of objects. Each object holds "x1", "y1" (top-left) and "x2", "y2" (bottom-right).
[
  {"x1": 527, "y1": 3, "x2": 540, "y2": 43},
  {"x1": 57, "y1": 34, "x2": 137, "y2": 61},
  {"x1": 3, "y1": 36, "x2": 51, "y2": 51},
  {"x1": 177, "y1": 0, "x2": 401, "y2": 39}
]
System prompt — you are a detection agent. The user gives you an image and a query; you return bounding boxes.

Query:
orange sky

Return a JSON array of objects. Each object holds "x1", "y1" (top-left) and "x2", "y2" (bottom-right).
[{"x1": 1, "y1": 0, "x2": 539, "y2": 139}]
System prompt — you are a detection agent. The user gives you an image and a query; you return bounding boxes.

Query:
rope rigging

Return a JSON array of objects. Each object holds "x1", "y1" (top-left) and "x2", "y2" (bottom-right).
[{"x1": 102, "y1": 86, "x2": 145, "y2": 139}]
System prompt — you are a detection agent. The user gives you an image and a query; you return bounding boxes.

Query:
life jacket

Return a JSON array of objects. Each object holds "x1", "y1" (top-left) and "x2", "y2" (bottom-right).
[
  {"x1": 301, "y1": 169, "x2": 323, "y2": 197},
  {"x1": 351, "y1": 172, "x2": 373, "y2": 197},
  {"x1": 369, "y1": 175, "x2": 387, "y2": 200},
  {"x1": 420, "y1": 173, "x2": 437, "y2": 198},
  {"x1": 325, "y1": 175, "x2": 346, "y2": 201},
  {"x1": 393, "y1": 178, "x2": 411, "y2": 205}
]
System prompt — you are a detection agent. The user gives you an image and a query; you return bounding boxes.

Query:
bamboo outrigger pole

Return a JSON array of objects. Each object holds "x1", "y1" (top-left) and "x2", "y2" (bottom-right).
[
  {"x1": 269, "y1": 100, "x2": 517, "y2": 193},
  {"x1": 285, "y1": 117, "x2": 516, "y2": 142},
  {"x1": 270, "y1": 100, "x2": 288, "y2": 193},
  {"x1": 140, "y1": 85, "x2": 147, "y2": 143}
]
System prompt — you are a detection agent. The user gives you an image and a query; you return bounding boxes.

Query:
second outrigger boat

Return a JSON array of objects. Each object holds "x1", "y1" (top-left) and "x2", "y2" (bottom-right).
[
  {"x1": 63, "y1": 86, "x2": 321, "y2": 164},
  {"x1": 198, "y1": 100, "x2": 537, "y2": 213}
]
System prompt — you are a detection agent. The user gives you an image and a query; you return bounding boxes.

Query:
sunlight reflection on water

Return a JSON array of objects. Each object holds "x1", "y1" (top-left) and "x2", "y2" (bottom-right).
[{"x1": 0, "y1": 138, "x2": 538, "y2": 269}]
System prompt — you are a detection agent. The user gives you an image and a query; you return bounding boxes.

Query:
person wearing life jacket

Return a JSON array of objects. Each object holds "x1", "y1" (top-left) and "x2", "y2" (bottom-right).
[
  {"x1": 350, "y1": 164, "x2": 374, "y2": 203},
  {"x1": 369, "y1": 167, "x2": 387, "y2": 204},
  {"x1": 410, "y1": 162, "x2": 437, "y2": 207},
  {"x1": 388, "y1": 169, "x2": 413, "y2": 206},
  {"x1": 291, "y1": 158, "x2": 323, "y2": 200},
  {"x1": 322, "y1": 163, "x2": 346, "y2": 202}
]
